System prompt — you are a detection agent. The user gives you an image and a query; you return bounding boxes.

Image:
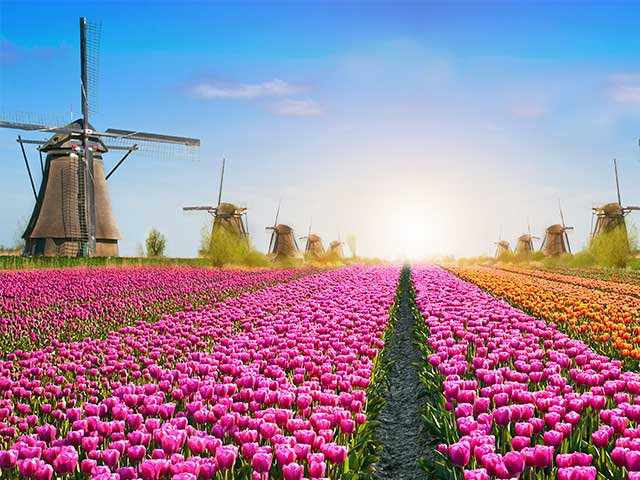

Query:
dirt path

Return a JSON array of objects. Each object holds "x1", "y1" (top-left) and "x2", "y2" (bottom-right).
[{"x1": 374, "y1": 267, "x2": 431, "y2": 480}]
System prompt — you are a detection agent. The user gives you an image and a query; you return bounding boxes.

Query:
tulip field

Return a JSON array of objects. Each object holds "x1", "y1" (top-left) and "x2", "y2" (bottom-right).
[
  {"x1": 2, "y1": 263, "x2": 640, "y2": 479},
  {"x1": 415, "y1": 265, "x2": 640, "y2": 480},
  {"x1": 0, "y1": 266, "x2": 400, "y2": 480}
]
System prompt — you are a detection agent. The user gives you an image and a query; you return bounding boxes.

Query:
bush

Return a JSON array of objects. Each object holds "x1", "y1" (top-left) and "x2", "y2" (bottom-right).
[
  {"x1": 200, "y1": 221, "x2": 272, "y2": 268},
  {"x1": 145, "y1": 229, "x2": 166, "y2": 258},
  {"x1": 590, "y1": 226, "x2": 631, "y2": 268}
]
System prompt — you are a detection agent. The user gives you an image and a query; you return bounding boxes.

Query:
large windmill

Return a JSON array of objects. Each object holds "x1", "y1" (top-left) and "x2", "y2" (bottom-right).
[
  {"x1": 541, "y1": 201, "x2": 573, "y2": 257},
  {"x1": 300, "y1": 220, "x2": 325, "y2": 260},
  {"x1": 591, "y1": 159, "x2": 640, "y2": 246},
  {"x1": 265, "y1": 202, "x2": 298, "y2": 260},
  {"x1": 183, "y1": 159, "x2": 249, "y2": 252},
  {"x1": 515, "y1": 223, "x2": 539, "y2": 255},
  {"x1": 0, "y1": 18, "x2": 199, "y2": 257}
]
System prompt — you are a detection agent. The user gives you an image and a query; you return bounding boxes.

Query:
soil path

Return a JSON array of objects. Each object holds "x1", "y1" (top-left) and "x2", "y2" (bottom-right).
[{"x1": 374, "y1": 267, "x2": 431, "y2": 480}]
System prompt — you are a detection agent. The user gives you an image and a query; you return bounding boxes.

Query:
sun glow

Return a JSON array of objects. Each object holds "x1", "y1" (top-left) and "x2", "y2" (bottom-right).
[{"x1": 385, "y1": 207, "x2": 437, "y2": 260}]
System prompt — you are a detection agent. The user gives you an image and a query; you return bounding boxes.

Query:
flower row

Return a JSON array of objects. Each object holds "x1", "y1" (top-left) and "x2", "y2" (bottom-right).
[
  {"x1": 0, "y1": 267, "x2": 311, "y2": 353},
  {"x1": 448, "y1": 266, "x2": 640, "y2": 362},
  {"x1": 0, "y1": 265, "x2": 400, "y2": 479}
]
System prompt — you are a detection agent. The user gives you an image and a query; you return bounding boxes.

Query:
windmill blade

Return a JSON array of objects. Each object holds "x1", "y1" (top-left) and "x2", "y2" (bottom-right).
[
  {"x1": 540, "y1": 235, "x2": 547, "y2": 252},
  {"x1": 273, "y1": 199, "x2": 281, "y2": 227},
  {"x1": 244, "y1": 208, "x2": 249, "y2": 241},
  {"x1": 101, "y1": 128, "x2": 200, "y2": 147},
  {"x1": 102, "y1": 136, "x2": 198, "y2": 160},
  {"x1": 217, "y1": 158, "x2": 225, "y2": 206},
  {"x1": 558, "y1": 200, "x2": 566, "y2": 228},
  {"x1": 183, "y1": 206, "x2": 215, "y2": 211},
  {"x1": 625, "y1": 206, "x2": 640, "y2": 211},
  {"x1": 0, "y1": 120, "x2": 73, "y2": 135},
  {"x1": 79, "y1": 18, "x2": 101, "y2": 121},
  {"x1": 614, "y1": 158, "x2": 622, "y2": 206},
  {"x1": 268, "y1": 230, "x2": 276, "y2": 254},
  {"x1": 565, "y1": 231, "x2": 572, "y2": 254}
]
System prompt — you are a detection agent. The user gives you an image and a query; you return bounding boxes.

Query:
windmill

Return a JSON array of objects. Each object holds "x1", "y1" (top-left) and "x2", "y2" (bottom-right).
[
  {"x1": 494, "y1": 228, "x2": 510, "y2": 259},
  {"x1": 515, "y1": 223, "x2": 539, "y2": 255},
  {"x1": 265, "y1": 201, "x2": 298, "y2": 260},
  {"x1": 591, "y1": 159, "x2": 640, "y2": 246},
  {"x1": 328, "y1": 239, "x2": 345, "y2": 259},
  {"x1": 300, "y1": 220, "x2": 325, "y2": 260},
  {"x1": 541, "y1": 201, "x2": 573, "y2": 257},
  {"x1": 0, "y1": 17, "x2": 199, "y2": 257},
  {"x1": 183, "y1": 159, "x2": 249, "y2": 252}
]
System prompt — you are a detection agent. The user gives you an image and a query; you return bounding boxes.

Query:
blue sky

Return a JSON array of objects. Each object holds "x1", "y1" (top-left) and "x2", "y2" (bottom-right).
[{"x1": 1, "y1": 0, "x2": 640, "y2": 259}]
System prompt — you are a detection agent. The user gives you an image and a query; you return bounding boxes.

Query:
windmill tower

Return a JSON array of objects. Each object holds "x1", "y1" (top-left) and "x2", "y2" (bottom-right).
[
  {"x1": 541, "y1": 202, "x2": 573, "y2": 256},
  {"x1": 183, "y1": 159, "x2": 249, "y2": 251},
  {"x1": 328, "y1": 240, "x2": 345, "y2": 259},
  {"x1": 495, "y1": 240, "x2": 510, "y2": 258},
  {"x1": 515, "y1": 224, "x2": 539, "y2": 255},
  {"x1": 494, "y1": 228, "x2": 510, "y2": 259},
  {"x1": 265, "y1": 202, "x2": 298, "y2": 260},
  {"x1": 300, "y1": 220, "x2": 325, "y2": 260},
  {"x1": 1, "y1": 18, "x2": 199, "y2": 257},
  {"x1": 591, "y1": 159, "x2": 640, "y2": 246}
]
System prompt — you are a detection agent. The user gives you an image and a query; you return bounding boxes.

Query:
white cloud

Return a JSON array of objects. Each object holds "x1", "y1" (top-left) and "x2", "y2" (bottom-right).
[
  {"x1": 609, "y1": 73, "x2": 640, "y2": 104},
  {"x1": 273, "y1": 99, "x2": 327, "y2": 117},
  {"x1": 189, "y1": 79, "x2": 302, "y2": 99},
  {"x1": 610, "y1": 85, "x2": 640, "y2": 104}
]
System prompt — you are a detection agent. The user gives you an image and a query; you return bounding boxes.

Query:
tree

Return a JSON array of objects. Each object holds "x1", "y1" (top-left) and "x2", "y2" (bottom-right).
[
  {"x1": 346, "y1": 233, "x2": 357, "y2": 258},
  {"x1": 145, "y1": 228, "x2": 166, "y2": 257}
]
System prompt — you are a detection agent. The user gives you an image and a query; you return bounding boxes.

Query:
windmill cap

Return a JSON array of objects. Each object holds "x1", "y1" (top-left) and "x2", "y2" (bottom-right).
[
  {"x1": 308, "y1": 234, "x2": 321, "y2": 241},
  {"x1": 518, "y1": 234, "x2": 533, "y2": 241},
  {"x1": 546, "y1": 224, "x2": 567, "y2": 233},
  {"x1": 597, "y1": 203, "x2": 625, "y2": 216},
  {"x1": 216, "y1": 202, "x2": 244, "y2": 215},
  {"x1": 274, "y1": 224, "x2": 293, "y2": 234}
]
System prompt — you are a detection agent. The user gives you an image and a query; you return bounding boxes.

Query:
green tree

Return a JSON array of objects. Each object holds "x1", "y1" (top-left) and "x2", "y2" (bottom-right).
[{"x1": 145, "y1": 228, "x2": 166, "y2": 257}]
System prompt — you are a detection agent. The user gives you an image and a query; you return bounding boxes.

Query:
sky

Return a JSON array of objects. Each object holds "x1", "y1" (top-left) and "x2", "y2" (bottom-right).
[{"x1": 1, "y1": 0, "x2": 640, "y2": 260}]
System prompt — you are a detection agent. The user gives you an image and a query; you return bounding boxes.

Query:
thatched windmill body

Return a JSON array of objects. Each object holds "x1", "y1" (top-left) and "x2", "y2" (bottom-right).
[
  {"x1": 328, "y1": 240, "x2": 345, "y2": 259},
  {"x1": 265, "y1": 203, "x2": 298, "y2": 260},
  {"x1": 541, "y1": 203, "x2": 573, "y2": 256},
  {"x1": 515, "y1": 224, "x2": 539, "y2": 255},
  {"x1": 494, "y1": 228, "x2": 511, "y2": 259},
  {"x1": 0, "y1": 18, "x2": 199, "y2": 257},
  {"x1": 591, "y1": 159, "x2": 640, "y2": 246},
  {"x1": 300, "y1": 222, "x2": 324, "y2": 259},
  {"x1": 183, "y1": 159, "x2": 249, "y2": 250}
]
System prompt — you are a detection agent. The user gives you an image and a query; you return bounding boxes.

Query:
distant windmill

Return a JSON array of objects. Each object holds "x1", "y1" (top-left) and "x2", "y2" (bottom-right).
[
  {"x1": 328, "y1": 240, "x2": 345, "y2": 259},
  {"x1": 541, "y1": 201, "x2": 573, "y2": 256},
  {"x1": 515, "y1": 223, "x2": 539, "y2": 255},
  {"x1": 300, "y1": 220, "x2": 325, "y2": 260},
  {"x1": 494, "y1": 228, "x2": 510, "y2": 259},
  {"x1": 265, "y1": 201, "x2": 298, "y2": 260},
  {"x1": 1, "y1": 17, "x2": 199, "y2": 257},
  {"x1": 183, "y1": 159, "x2": 249, "y2": 251},
  {"x1": 591, "y1": 159, "x2": 640, "y2": 246}
]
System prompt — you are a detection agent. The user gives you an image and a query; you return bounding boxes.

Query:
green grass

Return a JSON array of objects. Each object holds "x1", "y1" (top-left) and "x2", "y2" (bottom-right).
[
  {"x1": 0, "y1": 256, "x2": 213, "y2": 270},
  {"x1": 628, "y1": 258, "x2": 640, "y2": 270}
]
